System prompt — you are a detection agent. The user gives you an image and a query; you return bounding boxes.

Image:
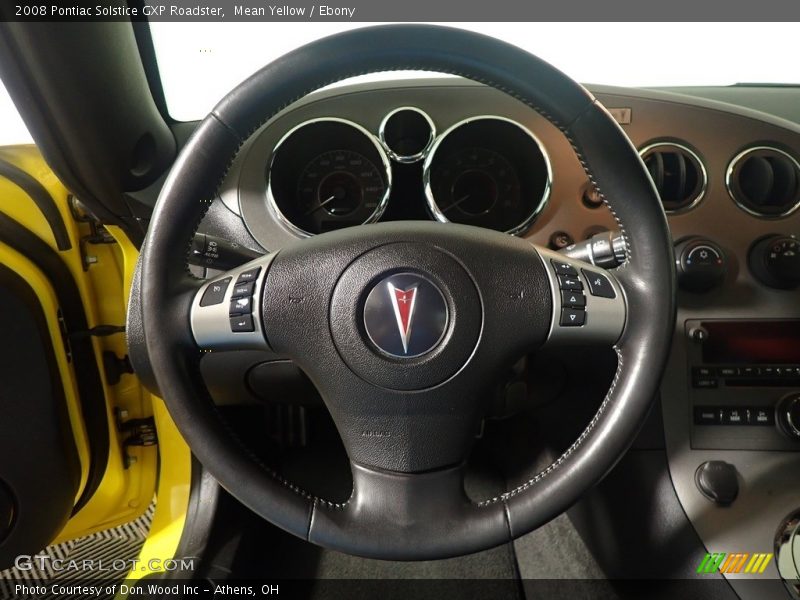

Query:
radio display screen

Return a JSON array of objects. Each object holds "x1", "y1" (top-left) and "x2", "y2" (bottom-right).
[{"x1": 701, "y1": 320, "x2": 800, "y2": 364}]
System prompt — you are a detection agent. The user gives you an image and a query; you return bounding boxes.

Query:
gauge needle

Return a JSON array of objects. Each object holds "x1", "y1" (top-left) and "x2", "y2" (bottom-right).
[
  {"x1": 441, "y1": 194, "x2": 471, "y2": 213},
  {"x1": 304, "y1": 195, "x2": 337, "y2": 216}
]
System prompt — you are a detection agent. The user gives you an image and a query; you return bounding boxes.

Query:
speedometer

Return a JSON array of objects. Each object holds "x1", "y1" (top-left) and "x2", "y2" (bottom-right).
[
  {"x1": 425, "y1": 117, "x2": 551, "y2": 235},
  {"x1": 429, "y1": 147, "x2": 522, "y2": 227}
]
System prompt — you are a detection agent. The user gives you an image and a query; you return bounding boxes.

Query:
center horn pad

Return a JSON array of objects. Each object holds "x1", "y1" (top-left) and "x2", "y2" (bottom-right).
[{"x1": 330, "y1": 242, "x2": 481, "y2": 391}]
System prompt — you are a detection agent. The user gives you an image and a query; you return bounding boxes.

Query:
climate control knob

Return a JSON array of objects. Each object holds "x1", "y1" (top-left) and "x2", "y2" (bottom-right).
[
  {"x1": 675, "y1": 237, "x2": 726, "y2": 293},
  {"x1": 749, "y1": 234, "x2": 800, "y2": 289}
]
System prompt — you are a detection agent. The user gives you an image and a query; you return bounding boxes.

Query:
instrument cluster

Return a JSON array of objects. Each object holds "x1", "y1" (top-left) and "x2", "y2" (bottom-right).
[{"x1": 266, "y1": 107, "x2": 552, "y2": 237}]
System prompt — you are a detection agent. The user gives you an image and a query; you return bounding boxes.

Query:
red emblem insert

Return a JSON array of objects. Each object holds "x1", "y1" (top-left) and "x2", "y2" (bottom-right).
[{"x1": 388, "y1": 283, "x2": 418, "y2": 354}]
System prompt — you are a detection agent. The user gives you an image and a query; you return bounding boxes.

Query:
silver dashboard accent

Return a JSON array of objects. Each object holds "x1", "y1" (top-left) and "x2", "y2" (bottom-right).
[
  {"x1": 639, "y1": 141, "x2": 708, "y2": 214},
  {"x1": 726, "y1": 145, "x2": 800, "y2": 219},
  {"x1": 775, "y1": 510, "x2": 800, "y2": 599},
  {"x1": 378, "y1": 106, "x2": 436, "y2": 164},
  {"x1": 422, "y1": 115, "x2": 553, "y2": 237},
  {"x1": 190, "y1": 254, "x2": 274, "y2": 351},
  {"x1": 265, "y1": 117, "x2": 393, "y2": 238},
  {"x1": 537, "y1": 246, "x2": 626, "y2": 347}
]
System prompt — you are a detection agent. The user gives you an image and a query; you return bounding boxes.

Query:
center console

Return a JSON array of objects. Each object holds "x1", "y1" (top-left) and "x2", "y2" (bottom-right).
[{"x1": 687, "y1": 319, "x2": 800, "y2": 451}]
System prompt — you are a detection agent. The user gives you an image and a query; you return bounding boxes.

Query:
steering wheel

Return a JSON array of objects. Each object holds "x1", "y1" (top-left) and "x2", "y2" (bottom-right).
[{"x1": 139, "y1": 24, "x2": 675, "y2": 560}]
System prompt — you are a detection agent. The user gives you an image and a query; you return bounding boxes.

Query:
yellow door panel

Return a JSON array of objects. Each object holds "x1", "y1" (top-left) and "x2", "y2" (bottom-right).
[{"x1": 0, "y1": 145, "x2": 190, "y2": 561}]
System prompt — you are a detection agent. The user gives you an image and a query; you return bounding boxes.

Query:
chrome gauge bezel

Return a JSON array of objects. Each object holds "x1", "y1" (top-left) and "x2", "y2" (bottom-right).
[
  {"x1": 378, "y1": 106, "x2": 436, "y2": 164},
  {"x1": 422, "y1": 115, "x2": 553, "y2": 236},
  {"x1": 266, "y1": 117, "x2": 393, "y2": 238}
]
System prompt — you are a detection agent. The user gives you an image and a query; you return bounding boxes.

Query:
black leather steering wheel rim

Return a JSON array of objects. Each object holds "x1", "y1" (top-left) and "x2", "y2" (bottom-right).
[{"x1": 139, "y1": 24, "x2": 675, "y2": 560}]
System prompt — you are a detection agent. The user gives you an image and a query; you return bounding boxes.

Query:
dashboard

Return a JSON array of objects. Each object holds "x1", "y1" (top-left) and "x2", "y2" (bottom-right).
[{"x1": 201, "y1": 78, "x2": 800, "y2": 598}]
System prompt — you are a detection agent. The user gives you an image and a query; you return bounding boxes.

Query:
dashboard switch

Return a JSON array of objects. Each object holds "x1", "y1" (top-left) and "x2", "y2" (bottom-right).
[
  {"x1": 229, "y1": 296, "x2": 252, "y2": 316},
  {"x1": 754, "y1": 408, "x2": 774, "y2": 425},
  {"x1": 199, "y1": 277, "x2": 231, "y2": 307},
  {"x1": 722, "y1": 408, "x2": 747, "y2": 425},
  {"x1": 236, "y1": 267, "x2": 261, "y2": 285},
  {"x1": 582, "y1": 269, "x2": 616, "y2": 298},
  {"x1": 231, "y1": 281, "x2": 255, "y2": 298},
  {"x1": 748, "y1": 234, "x2": 800, "y2": 289},
  {"x1": 561, "y1": 291, "x2": 586, "y2": 308},
  {"x1": 675, "y1": 237, "x2": 726, "y2": 292},
  {"x1": 694, "y1": 406, "x2": 720, "y2": 425},
  {"x1": 560, "y1": 308, "x2": 585, "y2": 327},
  {"x1": 693, "y1": 378, "x2": 718, "y2": 389},
  {"x1": 558, "y1": 275, "x2": 583, "y2": 291},
  {"x1": 551, "y1": 259, "x2": 578, "y2": 276},
  {"x1": 230, "y1": 315, "x2": 255, "y2": 333}
]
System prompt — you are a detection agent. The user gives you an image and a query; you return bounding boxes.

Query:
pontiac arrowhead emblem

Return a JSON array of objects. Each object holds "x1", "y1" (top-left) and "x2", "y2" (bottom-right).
[
  {"x1": 363, "y1": 273, "x2": 448, "y2": 359},
  {"x1": 387, "y1": 283, "x2": 418, "y2": 354}
]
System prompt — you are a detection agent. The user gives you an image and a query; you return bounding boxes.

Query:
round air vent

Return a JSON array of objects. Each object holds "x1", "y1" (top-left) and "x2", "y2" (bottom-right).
[
  {"x1": 727, "y1": 146, "x2": 800, "y2": 218},
  {"x1": 640, "y1": 142, "x2": 707, "y2": 213}
]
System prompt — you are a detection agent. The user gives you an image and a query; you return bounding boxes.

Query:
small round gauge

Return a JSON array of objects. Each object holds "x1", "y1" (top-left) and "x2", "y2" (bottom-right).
[
  {"x1": 295, "y1": 150, "x2": 386, "y2": 230},
  {"x1": 431, "y1": 147, "x2": 521, "y2": 221},
  {"x1": 268, "y1": 119, "x2": 391, "y2": 236},
  {"x1": 425, "y1": 117, "x2": 551, "y2": 234}
]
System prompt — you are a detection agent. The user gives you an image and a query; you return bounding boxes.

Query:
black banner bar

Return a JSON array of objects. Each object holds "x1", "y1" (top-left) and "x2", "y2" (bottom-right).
[{"x1": 3, "y1": 0, "x2": 800, "y2": 22}]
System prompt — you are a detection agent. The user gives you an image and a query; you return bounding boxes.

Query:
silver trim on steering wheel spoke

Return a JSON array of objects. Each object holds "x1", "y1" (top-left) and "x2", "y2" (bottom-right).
[
  {"x1": 190, "y1": 254, "x2": 275, "y2": 351},
  {"x1": 537, "y1": 247, "x2": 626, "y2": 346}
]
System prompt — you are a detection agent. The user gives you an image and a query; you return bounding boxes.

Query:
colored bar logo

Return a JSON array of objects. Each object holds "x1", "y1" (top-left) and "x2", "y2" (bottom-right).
[{"x1": 697, "y1": 552, "x2": 773, "y2": 574}]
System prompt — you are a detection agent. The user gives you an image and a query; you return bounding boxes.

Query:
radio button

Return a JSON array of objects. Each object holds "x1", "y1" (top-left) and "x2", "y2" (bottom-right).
[
  {"x1": 693, "y1": 378, "x2": 718, "y2": 389},
  {"x1": 753, "y1": 408, "x2": 774, "y2": 426},
  {"x1": 693, "y1": 366, "x2": 714, "y2": 378},
  {"x1": 723, "y1": 408, "x2": 747, "y2": 425},
  {"x1": 741, "y1": 366, "x2": 761, "y2": 378},
  {"x1": 694, "y1": 407, "x2": 720, "y2": 425}
]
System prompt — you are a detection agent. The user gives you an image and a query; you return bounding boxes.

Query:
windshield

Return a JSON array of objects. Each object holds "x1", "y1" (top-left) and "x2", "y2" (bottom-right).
[
  {"x1": 151, "y1": 22, "x2": 799, "y2": 121},
  {"x1": 0, "y1": 80, "x2": 33, "y2": 146}
]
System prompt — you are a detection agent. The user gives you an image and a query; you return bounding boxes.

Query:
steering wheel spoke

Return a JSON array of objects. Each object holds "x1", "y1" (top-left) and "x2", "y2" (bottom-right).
[
  {"x1": 309, "y1": 460, "x2": 509, "y2": 560},
  {"x1": 190, "y1": 254, "x2": 274, "y2": 352}
]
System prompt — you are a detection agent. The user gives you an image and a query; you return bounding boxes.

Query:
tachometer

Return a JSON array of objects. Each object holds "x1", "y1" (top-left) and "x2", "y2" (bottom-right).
[
  {"x1": 295, "y1": 150, "x2": 386, "y2": 232},
  {"x1": 268, "y1": 118, "x2": 391, "y2": 236}
]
